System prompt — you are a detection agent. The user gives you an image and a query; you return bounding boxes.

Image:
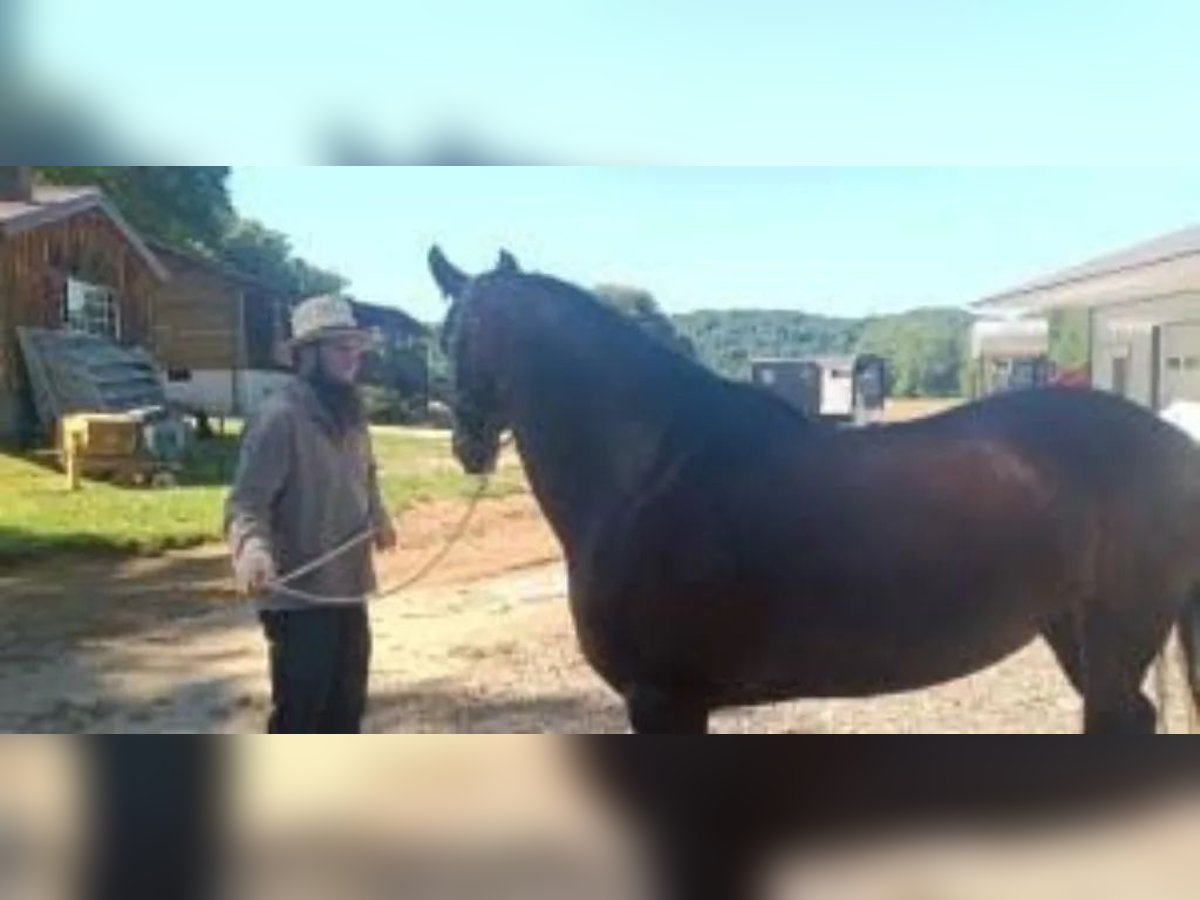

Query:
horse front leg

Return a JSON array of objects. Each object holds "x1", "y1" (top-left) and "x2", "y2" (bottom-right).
[{"x1": 627, "y1": 687, "x2": 710, "y2": 734}]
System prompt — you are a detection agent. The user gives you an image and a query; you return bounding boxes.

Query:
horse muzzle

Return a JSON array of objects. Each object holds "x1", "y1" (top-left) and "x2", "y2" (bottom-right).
[{"x1": 453, "y1": 431, "x2": 500, "y2": 476}]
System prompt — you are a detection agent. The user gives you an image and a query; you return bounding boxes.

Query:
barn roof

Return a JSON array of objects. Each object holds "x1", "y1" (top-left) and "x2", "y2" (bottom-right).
[
  {"x1": 146, "y1": 238, "x2": 285, "y2": 295},
  {"x1": 0, "y1": 185, "x2": 170, "y2": 281},
  {"x1": 17, "y1": 327, "x2": 168, "y2": 429},
  {"x1": 976, "y1": 224, "x2": 1200, "y2": 313}
]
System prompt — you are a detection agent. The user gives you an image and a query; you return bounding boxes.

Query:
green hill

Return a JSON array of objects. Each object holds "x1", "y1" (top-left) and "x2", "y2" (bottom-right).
[
  {"x1": 430, "y1": 290, "x2": 981, "y2": 400},
  {"x1": 674, "y1": 307, "x2": 975, "y2": 397}
]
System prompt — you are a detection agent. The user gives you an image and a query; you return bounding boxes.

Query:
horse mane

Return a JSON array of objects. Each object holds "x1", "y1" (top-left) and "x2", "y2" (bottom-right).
[{"x1": 509, "y1": 272, "x2": 818, "y2": 436}]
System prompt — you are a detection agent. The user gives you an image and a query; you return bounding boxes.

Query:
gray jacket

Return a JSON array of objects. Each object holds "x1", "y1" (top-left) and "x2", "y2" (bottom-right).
[{"x1": 224, "y1": 378, "x2": 389, "y2": 611}]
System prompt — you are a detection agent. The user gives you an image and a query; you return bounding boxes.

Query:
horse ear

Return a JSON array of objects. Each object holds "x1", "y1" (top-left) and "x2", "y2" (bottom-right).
[
  {"x1": 496, "y1": 249, "x2": 520, "y2": 274},
  {"x1": 429, "y1": 245, "x2": 469, "y2": 301}
]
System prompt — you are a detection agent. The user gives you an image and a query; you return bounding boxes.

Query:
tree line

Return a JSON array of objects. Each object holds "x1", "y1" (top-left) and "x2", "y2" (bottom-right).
[
  {"x1": 596, "y1": 286, "x2": 976, "y2": 398},
  {"x1": 599, "y1": 287, "x2": 1087, "y2": 399}
]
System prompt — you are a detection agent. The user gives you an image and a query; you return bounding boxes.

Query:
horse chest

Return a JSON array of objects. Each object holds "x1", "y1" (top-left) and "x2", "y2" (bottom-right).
[{"x1": 564, "y1": 506, "x2": 757, "y2": 692}]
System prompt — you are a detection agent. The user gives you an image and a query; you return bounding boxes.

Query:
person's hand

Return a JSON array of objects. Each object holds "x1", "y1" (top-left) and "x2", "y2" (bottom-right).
[
  {"x1": 375, "y1": 519, "x2": 399, "y2": 553},
  {"x1": 234, "y1": 545, "x2": 277, "y2": 597}
]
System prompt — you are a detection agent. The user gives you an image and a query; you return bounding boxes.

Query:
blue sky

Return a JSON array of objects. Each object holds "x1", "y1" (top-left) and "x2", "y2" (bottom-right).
[{"x1": 228, "y1": 167, "x2": 1200, "y2": 321}]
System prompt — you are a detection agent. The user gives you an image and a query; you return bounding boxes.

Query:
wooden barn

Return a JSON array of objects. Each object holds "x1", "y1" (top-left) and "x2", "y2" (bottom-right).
[
  {"x1": 146, "y1": 240, "x2": 295, "y2": 419},
  {"x1": 152, "y1": 269, "x2": 432, "y2": 420},
  {"x1": 0, "y1": 168, "x2": 169, "y2": 442},
  {"x1": 1, "y1": 166, "x2": 434, "y2": 436}
]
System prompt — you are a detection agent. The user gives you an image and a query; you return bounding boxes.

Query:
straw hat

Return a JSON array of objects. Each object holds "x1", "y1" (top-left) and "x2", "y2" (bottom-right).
[{"x1": 285, "y1": 295, "x2": 374, "y2": 352}]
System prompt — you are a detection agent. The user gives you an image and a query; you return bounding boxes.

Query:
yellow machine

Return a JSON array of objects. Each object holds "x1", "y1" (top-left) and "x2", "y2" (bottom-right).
[{"x1": 59, "y1": 412, "x2": 181, "y2": 489}]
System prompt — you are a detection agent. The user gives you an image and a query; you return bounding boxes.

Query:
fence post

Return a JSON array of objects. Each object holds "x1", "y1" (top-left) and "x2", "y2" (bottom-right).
[{"x1": 66, "y1": 431, "x2": 82, "y2": 491}]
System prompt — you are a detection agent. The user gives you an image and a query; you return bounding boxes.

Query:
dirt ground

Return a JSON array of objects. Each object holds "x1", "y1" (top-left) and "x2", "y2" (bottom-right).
[{"x1": 0, "y1": 488, "x2": 1193, "y2": 733}]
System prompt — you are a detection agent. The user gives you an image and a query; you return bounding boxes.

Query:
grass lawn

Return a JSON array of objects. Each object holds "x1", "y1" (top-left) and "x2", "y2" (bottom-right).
[{"x1": 0, "y1": 428, "x2": 525, "y2": 565}]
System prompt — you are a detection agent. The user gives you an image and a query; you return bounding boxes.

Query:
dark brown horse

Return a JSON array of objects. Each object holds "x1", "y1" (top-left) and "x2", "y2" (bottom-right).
[{"x1": 429, "y1": 247, "x2": 1200, "y2": 734}]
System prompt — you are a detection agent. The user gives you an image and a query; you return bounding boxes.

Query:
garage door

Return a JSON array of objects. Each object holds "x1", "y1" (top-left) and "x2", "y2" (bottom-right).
[{"x1": 1160, "y1": 322, "x2": 1200, "y2": 406}]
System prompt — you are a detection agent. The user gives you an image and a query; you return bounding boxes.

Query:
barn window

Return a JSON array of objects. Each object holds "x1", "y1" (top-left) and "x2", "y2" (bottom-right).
[
  {"x1": 62, "y1": 277, "x2": 120, "y2": 339},
  {"x1": 167, "y1": 368, "x2": 193, "y2": 383}
]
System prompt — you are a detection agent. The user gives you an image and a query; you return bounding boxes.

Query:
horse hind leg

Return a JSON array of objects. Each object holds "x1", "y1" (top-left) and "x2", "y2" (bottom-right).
[
  {"x1": 1042, "y1": 611, "x2": 1159, "y2": 735},
  {"x1": 1181, "y1": 589, "x2": 1200, "y2": 733},
  {"x1": 1042, "y1": 613, "x2": 1087, "y2": 699},
  {"x1": 1084, "y1": 676, "x2": 1158, "y2": 734}
]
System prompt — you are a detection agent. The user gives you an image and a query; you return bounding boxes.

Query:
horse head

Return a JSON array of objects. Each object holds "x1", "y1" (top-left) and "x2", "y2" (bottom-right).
[{"x1": 428, "y1": 246, "x2": 522, "y2": 475}]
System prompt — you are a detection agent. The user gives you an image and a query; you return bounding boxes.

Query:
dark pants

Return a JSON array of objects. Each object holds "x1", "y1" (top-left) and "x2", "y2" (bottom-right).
[{"x1": 259, "y1": 606, "x2": 371, "y2": 733}]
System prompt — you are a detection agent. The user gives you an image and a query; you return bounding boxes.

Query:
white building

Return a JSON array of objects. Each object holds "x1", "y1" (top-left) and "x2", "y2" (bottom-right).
[
  {"x1": 969, "y1": 317, "x2": 1050, "y2": 397},
  {"x1": 976, "y1": 225, "x2": 1200, "y2": 412}
]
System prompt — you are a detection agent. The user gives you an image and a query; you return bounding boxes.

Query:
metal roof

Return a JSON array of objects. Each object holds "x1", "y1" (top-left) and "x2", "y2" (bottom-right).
[
  {"x1": 17, "y1": 328, "x2": 168, "y2": 431},
  {"x1": 146, "y1": 238, "x2": 283, "y2": 294},
  {"x1": 976, "y1": 224, "x2": 1200, "y2": 313}
]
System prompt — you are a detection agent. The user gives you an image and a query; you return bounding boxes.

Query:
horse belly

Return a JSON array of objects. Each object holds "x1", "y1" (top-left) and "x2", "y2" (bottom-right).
[
  {"x1": 717, "y1": 481, "x2": 1073, "y2": 701},
  {"x1": 723, "y1": 587, "x2": 1051, "y2": 704}
]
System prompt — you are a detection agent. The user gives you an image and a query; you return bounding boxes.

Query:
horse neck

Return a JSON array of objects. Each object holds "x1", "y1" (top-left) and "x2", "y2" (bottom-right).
[{"x1": 502, "y1": 299, "x2": 697, "y2": 545}]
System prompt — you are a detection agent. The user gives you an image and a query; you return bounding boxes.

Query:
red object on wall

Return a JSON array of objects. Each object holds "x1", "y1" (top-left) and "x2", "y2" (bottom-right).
[{"x1": 1051, "y1": 368, "x2": 1091, "y2": 388}]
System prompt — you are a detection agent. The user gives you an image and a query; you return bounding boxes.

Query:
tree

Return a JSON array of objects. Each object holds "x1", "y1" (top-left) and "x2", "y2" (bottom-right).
[
  {"x1": 290, "y1": 256, "x2": 348, "y2": 298},
  {"x1": 1049, "y1": 309, "x2": 1089, "y2": 371},
  {"x1": 217, "y1": 217, "x2": 346, "y2": 298},
  {"x1": 593, "y1": 284, "x2": 697, "y2": 359},
  {"x1": 37, "y1": 167, "x2": 346, "y2": 299},
  {"x1": 674, "y1": 309, "x2": 862, "y2": 380},
  {"x1": 36, "y1": 166, "x2": 233, "y2": 252},
  {"x1": 674, "y1": 307, "x2": 974, "y2": 396},
  {"x1": 856, "y1": 309, "x2": 973, "y2": 397}
]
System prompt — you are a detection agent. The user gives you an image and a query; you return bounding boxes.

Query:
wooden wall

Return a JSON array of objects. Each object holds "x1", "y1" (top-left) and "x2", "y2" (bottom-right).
[
  {"x1": 150, "y1": 249, "x2": 241, "y2": 371},
  {"x1": 151, "y1": 246, "x2": 291, "y2": 373},
  {"x1": 0, "y1": 210, "x2": 161, "y2": 398}
]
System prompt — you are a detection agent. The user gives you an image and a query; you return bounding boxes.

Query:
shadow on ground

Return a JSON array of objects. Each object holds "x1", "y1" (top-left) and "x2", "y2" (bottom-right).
[
  {"x1": 366, "y1": 679, "x2": 630, "y2": 733},
  {"x1": 0, "y1": 547, "x2": 256, "y2": 732}
]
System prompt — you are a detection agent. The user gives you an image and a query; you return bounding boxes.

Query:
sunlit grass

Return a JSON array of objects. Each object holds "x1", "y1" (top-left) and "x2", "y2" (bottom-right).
[{"x1": 0, "y1": 428, "x2": 524, "y2": 564}]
